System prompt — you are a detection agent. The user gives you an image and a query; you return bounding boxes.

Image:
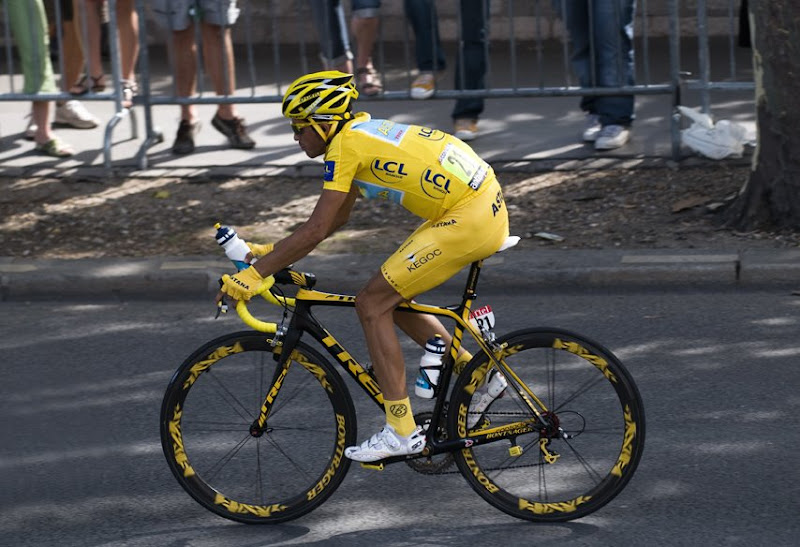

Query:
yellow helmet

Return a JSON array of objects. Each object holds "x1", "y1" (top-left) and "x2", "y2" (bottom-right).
[{"x1": 282, "y1": 71, "x2": 359, "y2": 121}]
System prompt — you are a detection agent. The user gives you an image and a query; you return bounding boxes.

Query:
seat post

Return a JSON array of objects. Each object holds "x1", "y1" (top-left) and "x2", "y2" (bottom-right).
[{"x1": 462, "y1": 259, "x2": 484, "y2": 301}]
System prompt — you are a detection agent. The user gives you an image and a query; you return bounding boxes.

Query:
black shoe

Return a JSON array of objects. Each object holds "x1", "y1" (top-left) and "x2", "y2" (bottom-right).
[
  {"x1": 211, "y1": 114, "x2": 255, "y2": 149},
  {"x1": 172, "y1": 120, "x2": 200, "y2": 155}
]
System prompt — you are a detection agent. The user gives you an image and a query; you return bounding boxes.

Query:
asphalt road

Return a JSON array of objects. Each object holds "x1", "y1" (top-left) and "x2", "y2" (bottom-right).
[{"x1": 2, "y1": 286, "x2": 799, "y2": 546}]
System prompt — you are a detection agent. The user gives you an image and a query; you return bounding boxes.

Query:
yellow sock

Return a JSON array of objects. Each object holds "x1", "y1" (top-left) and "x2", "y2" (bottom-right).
[{"x1": 384, "y1": 397, "x2": 417, "y2": 437}]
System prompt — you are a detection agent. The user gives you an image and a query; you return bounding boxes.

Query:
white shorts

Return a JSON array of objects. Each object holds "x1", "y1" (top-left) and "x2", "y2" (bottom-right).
[{"x1": 151, "y1": 0, "x2": 240, "y2": 31}]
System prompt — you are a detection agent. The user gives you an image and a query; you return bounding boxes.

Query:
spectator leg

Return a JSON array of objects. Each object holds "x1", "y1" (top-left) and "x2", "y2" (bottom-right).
[
  {"x1": 201, "y1": 23, "x2": 236, "y2": 119},
  {"x1": 172, "y1": 27, "x2": 198, "y2": 122}
]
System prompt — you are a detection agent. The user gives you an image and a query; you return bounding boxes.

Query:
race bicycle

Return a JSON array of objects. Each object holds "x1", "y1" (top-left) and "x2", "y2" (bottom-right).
[{"x1": 160, "y1": 236, "x2": 645, "y2": 524}]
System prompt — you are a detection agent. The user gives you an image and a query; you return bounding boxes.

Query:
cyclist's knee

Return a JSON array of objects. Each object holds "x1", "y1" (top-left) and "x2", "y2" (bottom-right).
[
  {"x1": 355, "y1": 276, "x2": 404, "y2": 323},
  {"x1": 355, "y1": 289, "x2": 385, "y2": 323}
]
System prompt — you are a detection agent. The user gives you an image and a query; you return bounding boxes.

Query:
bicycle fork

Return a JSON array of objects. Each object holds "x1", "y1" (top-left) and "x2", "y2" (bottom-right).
[{"x1": 248, "y1": 317, "x2": 301, "y2": 436}]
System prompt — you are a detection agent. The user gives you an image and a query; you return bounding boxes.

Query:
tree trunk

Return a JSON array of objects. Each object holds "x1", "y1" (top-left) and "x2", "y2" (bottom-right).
[{"x1": 724, "y1": 1, "x2": 800, "y2": 231}]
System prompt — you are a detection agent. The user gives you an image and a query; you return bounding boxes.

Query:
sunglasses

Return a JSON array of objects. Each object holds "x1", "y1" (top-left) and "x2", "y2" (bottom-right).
[{"x1": 291, "y1": 121, "x2": 314, "y2": 135}]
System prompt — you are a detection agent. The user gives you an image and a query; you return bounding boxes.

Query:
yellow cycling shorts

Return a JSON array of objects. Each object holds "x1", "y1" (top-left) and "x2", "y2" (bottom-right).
[{"x1": 381, "y1": 177, "x2": 510, "y2": 300}]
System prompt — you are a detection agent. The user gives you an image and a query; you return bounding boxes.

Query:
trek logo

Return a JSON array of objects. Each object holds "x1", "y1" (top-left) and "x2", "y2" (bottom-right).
[
  {"x1": 370, "y1": 159, "x2": 408, "y2": 183},
  {"x1": 324, "y1": 161, "x2": 335, "y2": 181},
  {"x1": 420, "y1": 168, "x2": 451, "y2": 198},
  {"x1": 406, "y1": 248, "x2": 442, "y2": 272},
  {"x1": 417, "y1": 126, "x2": 445, "y2": 141}
]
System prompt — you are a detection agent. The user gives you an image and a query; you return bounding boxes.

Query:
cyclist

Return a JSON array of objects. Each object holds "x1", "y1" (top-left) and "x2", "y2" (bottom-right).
[{"x1": 216, "y1": 70, "x2": 510, "y2": 462}]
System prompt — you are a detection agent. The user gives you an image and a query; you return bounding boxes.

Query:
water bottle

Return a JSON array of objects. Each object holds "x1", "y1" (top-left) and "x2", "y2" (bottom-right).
[
  {"x1": 414, "y1": 335, "x2": 447, "y2": 399},
  {"x1": 483, "y1": 370, "x2": 508, "y2": 398},
  {"x1": 214, "y1": 223, "x2": 253, "y2": 271}
]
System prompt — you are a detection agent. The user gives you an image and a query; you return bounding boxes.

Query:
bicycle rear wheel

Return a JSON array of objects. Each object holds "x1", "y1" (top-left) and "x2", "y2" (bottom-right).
[
  {"x1": 160, "y1": 331, "x2": 356, "y2": 524},
  {"x1": 449, "y1": 328, "x2": 645, "y2": 522}
]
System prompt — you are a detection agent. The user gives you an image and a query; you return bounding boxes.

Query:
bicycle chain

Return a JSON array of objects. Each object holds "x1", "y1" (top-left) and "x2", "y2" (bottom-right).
[{"x1": 408, "y1": 410, "x2": 548, "y2": 475}]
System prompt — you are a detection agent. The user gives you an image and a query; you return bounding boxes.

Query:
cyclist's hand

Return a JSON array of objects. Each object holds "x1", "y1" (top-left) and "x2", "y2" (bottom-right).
[
  {"x1": 218, "y1": 266, "x2": 263, "y2": 302},
  {"x1": 245, "y1": 241, "x2": 274, "y2": 262}
]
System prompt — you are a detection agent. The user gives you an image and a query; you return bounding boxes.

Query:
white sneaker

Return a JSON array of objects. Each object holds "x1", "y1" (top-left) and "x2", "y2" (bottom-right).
[
  {"x1": 582, "y1": 114, "x2": 602, "y2": 142},
  {"x1": 344, "y1": 424, "x2": 426, "y2": 463},
  {"x1": 410, "y1": 72, "x2": 436, "y2": 100},
  {"x1": 467, "y1": 370, "x2": 508, "y2": 428},
  {"x1": 594, "y1": 124, "x2": 630, "y2": 150},
  {"x1": 54, "y1": 100, "x2": 99, "y2": 129}
]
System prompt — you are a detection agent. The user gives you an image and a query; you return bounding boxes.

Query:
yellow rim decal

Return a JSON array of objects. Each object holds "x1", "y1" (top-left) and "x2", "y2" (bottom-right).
[
  {"x1": 518, "y1": 495, "x2": 593, "y2": 514},
  {"x1": 612, "y1": 404, "x2": 637, "y2": 477},
  {"x1": 552, "y1": 338, "x2": 617, "y2": 382},
  {"x1": 169, "y1": 404, "x2": 195, "y2": 478},
  {"x1": 214, "y1": 493, "x2": 288, "y2": 517},
  {"x1": 183, "y1": 342, "x2": 245, "y2": 389}
]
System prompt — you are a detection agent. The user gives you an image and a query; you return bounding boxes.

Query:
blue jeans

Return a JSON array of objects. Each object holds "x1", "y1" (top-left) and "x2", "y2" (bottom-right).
[
  {"x1": 309, "y1": 0, "x2": 381, "y2": 67},
  {"x1": 554, "y1": 0, "x2": 636, "y2": 126},
  {"x1": 404, "y1": 0, "x2": 490, "y2": 120}
]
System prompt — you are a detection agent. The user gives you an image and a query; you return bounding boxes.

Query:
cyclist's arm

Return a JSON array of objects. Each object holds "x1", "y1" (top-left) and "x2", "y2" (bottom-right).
[{"x1": 251, "y1": 187, "x2": 358, "y2": 278}]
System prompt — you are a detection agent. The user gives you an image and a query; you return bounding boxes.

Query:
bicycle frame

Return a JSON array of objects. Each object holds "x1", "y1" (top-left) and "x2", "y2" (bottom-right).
[{"x1": 242, "y1": 257, "x2": 551, "y2": 466}]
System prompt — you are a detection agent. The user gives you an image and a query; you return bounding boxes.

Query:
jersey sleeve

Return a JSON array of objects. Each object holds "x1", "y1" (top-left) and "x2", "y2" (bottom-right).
[{"x1": 322, "y1": 132, "x2": 359, "y2": 194}]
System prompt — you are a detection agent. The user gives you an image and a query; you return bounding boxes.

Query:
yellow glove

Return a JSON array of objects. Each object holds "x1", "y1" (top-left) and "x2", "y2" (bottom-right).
[
  {"x1": 246, "y1": 241, "x2": 274, "y2": 258},
  {"x1": 220, "y1": 265, "x2": 264, "y2": 302}
]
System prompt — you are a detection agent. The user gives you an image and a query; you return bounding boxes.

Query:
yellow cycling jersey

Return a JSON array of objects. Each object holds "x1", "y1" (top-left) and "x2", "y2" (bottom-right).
[{"x1": 322, "y1": 112, "x2": 495, "y2": 220}]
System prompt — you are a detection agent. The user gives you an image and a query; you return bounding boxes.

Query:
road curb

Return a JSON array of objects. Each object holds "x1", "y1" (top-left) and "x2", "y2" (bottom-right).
[{"x1": 2, "y1": 249, "x2": 799, "y2": 301}]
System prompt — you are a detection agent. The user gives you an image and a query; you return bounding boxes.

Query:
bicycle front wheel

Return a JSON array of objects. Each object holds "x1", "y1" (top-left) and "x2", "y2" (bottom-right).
[
  {"x1": 449, "y1": 328, "x2": 645, "y2": 522},
  {"x1": 160, "y1": 331, "x2": 357, "y2": 524}
]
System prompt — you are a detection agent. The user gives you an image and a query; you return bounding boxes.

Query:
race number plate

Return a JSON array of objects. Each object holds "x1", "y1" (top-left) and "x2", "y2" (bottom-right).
[{"x1": 469, "y1": 305, "x2": 495, "y2": 331}]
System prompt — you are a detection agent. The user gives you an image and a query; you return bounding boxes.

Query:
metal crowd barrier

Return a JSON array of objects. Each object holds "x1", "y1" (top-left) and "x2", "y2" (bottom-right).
[
  {"x1": 0, "y1": 0, "x2": 755, "y2": 169},
  {"x1": 0, "y1": 0, "x2": 137, "y2": 168}
]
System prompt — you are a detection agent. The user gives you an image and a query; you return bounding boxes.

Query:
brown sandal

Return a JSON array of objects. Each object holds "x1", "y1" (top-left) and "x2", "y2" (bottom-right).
[
  {"x1": 356, "y1": 67, "x2": 383, "y2": 96},
  {"x1": 70, "y1": 73, "x2": 107, "y2": 95}
]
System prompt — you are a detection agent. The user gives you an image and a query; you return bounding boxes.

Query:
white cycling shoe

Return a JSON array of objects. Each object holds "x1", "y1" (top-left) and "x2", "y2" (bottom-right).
[
  {"x1": 345, "y1": 424, "x2": 426, "y2": 463},
  {"x1": 467, "y1": 370, "x2": 508, "y2": 428}
]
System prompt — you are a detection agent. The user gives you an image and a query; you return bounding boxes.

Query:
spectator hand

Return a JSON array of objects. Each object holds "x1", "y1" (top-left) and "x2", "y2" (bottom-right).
[{"x1": 218, "y1": 266, "x2": 264, "y2": 302}]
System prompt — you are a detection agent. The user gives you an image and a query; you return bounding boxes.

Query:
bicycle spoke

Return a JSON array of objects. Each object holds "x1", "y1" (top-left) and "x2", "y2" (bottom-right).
[
  {"x1": 205, "y1": 370, "x2": 256, "y2": 423},
  {"x1": 451, "y1": 329, "x2": 644, "y2": 522},
  {"x1": 268, "y1": 424, "x2": 335, "y2": 434},
  {"x1": 183, "y1": 420, "x2": 250, "y2": 431},
  {"x1": 255, "y1": 438, "x2": 264, "y2": 505},
  {"x1": 552, "y1": 375, "x2": 607, "y2": 413},
  {"x1": 559, "y1": 437, "x2": 605, "y2": 484},
  {"x1": 547, "y1": 350, "x2": 556, "y2": 408},
  {"x1": 162, "y1": 333, "x2": 356, "y2": 523},
  {"x1": 260, "y1": 432, "x2": 320, "y2": 482},
  {"x1": 205, "y1": 432, "x2": 253, "y2": 481}
]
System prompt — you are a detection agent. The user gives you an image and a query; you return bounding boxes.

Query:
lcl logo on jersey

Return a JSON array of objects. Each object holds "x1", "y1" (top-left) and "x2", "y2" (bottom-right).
[
  {"x1": 420, "y1": 168, "x2": 451, "y2": 198},
  {"x1": 371, "y1": 159, "x2": 408, "y2": 183},
  {"x1": 417, "y1": 127, "x2": 445, "y2": 141}
]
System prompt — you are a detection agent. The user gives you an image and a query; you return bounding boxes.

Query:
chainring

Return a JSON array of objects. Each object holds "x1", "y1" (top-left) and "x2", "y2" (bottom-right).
[{"x1": 406, "y1": 410, "x2": 455, "y2": 474}]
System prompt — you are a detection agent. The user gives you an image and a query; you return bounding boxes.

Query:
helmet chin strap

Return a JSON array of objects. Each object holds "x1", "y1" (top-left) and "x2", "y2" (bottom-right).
[
  {"x1": 308, "y1": 112, "x2": 353, "y2": 144},
  {"x1": 309, "y1": 119, "x2": 330, "y2": 142},
  {"x1": 309, "y1": 115, "x2": 350, "y2": 144}
]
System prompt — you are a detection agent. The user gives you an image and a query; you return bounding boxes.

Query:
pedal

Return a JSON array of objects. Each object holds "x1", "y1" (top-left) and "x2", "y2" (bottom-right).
[
  {"x1": 508, "y1": 445, "x2": 523, "y2": 457},
  {"x1": 360, "y1": 462, "x2": 385, "y2": 471}
]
